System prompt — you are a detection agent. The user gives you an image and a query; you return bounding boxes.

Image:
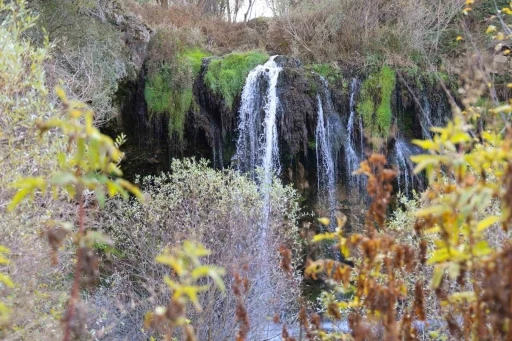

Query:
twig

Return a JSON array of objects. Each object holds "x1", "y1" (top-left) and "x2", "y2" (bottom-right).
[{"x1": 62, "y1": 177, "x2": 85, "y2": 341}]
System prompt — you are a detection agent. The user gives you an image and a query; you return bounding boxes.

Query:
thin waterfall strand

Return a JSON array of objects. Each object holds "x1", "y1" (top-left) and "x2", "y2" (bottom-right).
[{"x1": 316, "y1": 95, "x2": 337, "y2": 225}]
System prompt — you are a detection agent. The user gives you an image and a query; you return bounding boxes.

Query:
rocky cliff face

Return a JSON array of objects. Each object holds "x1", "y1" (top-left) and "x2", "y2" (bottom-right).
[{"x1": 109, "y1": 55, "x2": 452, "y2": 212}]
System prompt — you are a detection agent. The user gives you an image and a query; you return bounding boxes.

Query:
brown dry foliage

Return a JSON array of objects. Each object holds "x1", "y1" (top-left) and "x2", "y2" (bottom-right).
[
  {"x1": 127, "y1": 2, "x2": 265, "y2": 53},
  {"x1": 268, "y1": 0, "x2": 464, "y2": 65}
]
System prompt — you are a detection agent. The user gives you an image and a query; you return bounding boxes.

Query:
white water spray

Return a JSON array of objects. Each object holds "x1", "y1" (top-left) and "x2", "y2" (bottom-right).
[{"x1": 316, "y1": 95, "x2": 337, "y2": 224}]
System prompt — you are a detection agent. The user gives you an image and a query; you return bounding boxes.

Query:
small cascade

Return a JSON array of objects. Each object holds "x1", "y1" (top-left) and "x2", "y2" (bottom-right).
[
  {"x1": 345, "y1": 79, "x2": 364, "y2": 192},
  {"x1": 233, "y1": 56, "x2": 282, "y2": 190},
  {"x1": 420, "y1": 93, "x2": 434, "y2": 139},
  {"x1": 394, "y1": 138, "x2": 422, "y2": 197},
  {"x1": 314, "y1": 77, "x2": 367, "y2": 212},
  {"x1": 315, "y1": 95, "x2": 337, "y2": 225}
]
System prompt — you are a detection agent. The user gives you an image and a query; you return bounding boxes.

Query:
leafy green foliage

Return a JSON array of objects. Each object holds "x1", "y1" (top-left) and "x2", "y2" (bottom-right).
[
  {"x1": 9, "y1": 88, "x2": 143, "y2": 211},
  {"x1": 357, "y1": 65, "x2": 396, "y2": 138},
  {"x1": 101, "y1": 158, "x2": 302, "y2": 340},
  {"x1": 144, "y1": 29, "x2": 210, "y2": 142},
  {"x1": 204, "y1": 51, "x2": 269, "y2": 110},
  {"x1": 145, "y1": 242, "x2": 225, "y2": 341},
  {"x1": 308, "y1": 63, "x2": 342, "y2": 84},
  {"x1": 183, "y1": 48, "x2": 210, "y2": 75},
  {"x1": 144, "y1": 63, "x2": 193, "y2": 141}
]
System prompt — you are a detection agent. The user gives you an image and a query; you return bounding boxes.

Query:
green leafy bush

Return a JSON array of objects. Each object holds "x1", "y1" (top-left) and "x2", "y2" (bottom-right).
[
  {"x1": 204, "y1": 51, "x2": 269, "y2": 110},
  {"x1": 96, "y1": 158, "x2": 302, "y2": 340},
  {"x1": 308, "y1": 63, "x2": 342, "y2": 84},
  {"x1": 1, "y1": 1, "x2": 71, "y2": 338}
]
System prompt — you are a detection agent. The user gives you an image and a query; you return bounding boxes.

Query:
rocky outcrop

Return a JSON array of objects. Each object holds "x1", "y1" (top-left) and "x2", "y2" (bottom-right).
[
  {"x1": 110, "y1": 54, "x2": 453, "y2": 207},
  {"x1": 101, "y1": 0, "x2": 152, "y2": 70}
]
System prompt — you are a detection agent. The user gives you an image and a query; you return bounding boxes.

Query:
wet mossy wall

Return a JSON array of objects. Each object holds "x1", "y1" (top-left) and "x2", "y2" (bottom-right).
[{"x1": 357, "y1": 66, "x2": 396, "y2": 138}]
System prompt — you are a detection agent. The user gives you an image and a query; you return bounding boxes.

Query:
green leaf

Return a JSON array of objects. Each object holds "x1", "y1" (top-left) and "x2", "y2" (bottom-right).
[
  {"x1": 312, "y1": 233, "x2": 336, "y2": 242},
  {"x1": 432, "y1": 266, "x2": 444, "y2": 289},
  {"x1": 428, "y1": 248, "x2": 450, "y2": 264},
  {"x1": 183, "y1": 241, "x2": 211, "y2": 257},
  {"x1": 447, "y1": 263, "x2": 460, "y2": 280},
  {"x1": 414, "y1": 205, "x2": 449, "y2": 217},
  {"x1": 156, "y1": 254, "x2": 185, "y2": 276},
  {"x1": 317, "y1": 217, "x2": 331, "y2": 226},
  {"x1": 50, "y1": 172, "x2": 76, "y2": 186},
  {"x1": 117, "y1": 179, "x2": 144, "y2": 201},
  {"x1": 476, "y1": 216, "x2": 500, "y2": 232},
  {"x1": 7, "y1": 187, "x2": 32, "y2": 212},
  {"x1": 412, "y1": 139, "x2": 437, "y2": 150},
  {"x1": 96, "y1": 188, "x2": 106, "y2": 208},
  {"x1": 0, "y1": 273, "x2": 14, "y2": 288},
  {"x1": 473, "y1": 241, "x2": 493, "y2": 257}
]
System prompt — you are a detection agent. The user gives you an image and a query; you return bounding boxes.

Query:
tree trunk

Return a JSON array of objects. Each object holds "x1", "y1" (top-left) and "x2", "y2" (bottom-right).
[{"x1": 161, "y1": 0, "x2": 169, "y2": 9}]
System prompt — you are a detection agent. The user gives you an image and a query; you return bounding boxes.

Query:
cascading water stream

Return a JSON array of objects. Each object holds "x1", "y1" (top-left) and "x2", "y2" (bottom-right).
[
  {"x1": 420, "y1": 93, "x2": 434, "y2": 139},
  {"x1": 210, "y1": 120, "x2": 224, "y2": 170},
  {"x1": 232, "y1": 58, "x2": 283, "y2": 337},
  {"x1": 394, "y1": 138, "x2": 422, "y2": 197},
  {"x1": 345, "y1": 78, "x2": 363, "y2": 192},
  {"x1": 315, "y1": 95, "x2": 337, "y2": 226},
  {"x1": 233, "y1": 56, "x2": 282, "y2": 231},
  {"x1": 234, "y1": 56, "x2": 282, "y2": 183},
  {"x1": 315, "y1": 77, "x2": 367, "y2": 217}
]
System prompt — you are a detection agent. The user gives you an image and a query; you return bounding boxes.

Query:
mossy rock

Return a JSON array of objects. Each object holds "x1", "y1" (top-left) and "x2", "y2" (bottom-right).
[
  {"x1": 306, "y1": 63, "x2": 342, "y2": 85},
  {"x1": 357, "y1": 65, "x2": 396, "y2": 138},
  {"x1": 144, "y1": 48, "x2": 210, "y2": 142},
  {"x1": 204, "y1": 51, "x2": 269, "y2": 110}
]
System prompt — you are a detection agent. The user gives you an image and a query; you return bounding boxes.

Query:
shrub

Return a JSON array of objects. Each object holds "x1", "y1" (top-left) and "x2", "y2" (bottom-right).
[
  {"x1": 93, "y1": 158, "x2": 302, "y2": 340},
  {"x1": 34, "y1": 0, "x2": 132, "y2": 125},
  {"x1": 307, "y1": 63, "x2": 342, "y2": 84},
  {"x1": 204, "y1": 51, "x2": 269, "y2": 109},
  {"x1": 271, "y1": 0, "x2": 463, "y2": 66},
  {"x1": 0, "y1": 1, "x2": 70, "y2": 338}
]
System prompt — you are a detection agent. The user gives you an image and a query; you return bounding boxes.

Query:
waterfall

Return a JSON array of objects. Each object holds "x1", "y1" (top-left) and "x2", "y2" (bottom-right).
[
  {"x1": 345, "y1": 78, "x2": 363, "y2": 192},
  {"x1": 210, "y1": 120, "x2": 224, "y2": 170},
  {"x1": 394, "y1": 138, "x2": 422, "y2": 197},
  {"x1": 314, "y1": 77, "x2": 367, "y2": 214},
  {"x1": 232, "y1": 57, "x2": 282, "y2": 337},
  {"x1": 315, "y1": 95, "x2": 337, "y2": 226},
  {"x1": 420, "y1": 93, "x2": 434, "y2": 139},
  {"x1": 233, "y1": 56, "x2": 282, "y2": 237},
  {"x1": 233, "y1": 56, "x2": 282, "y2": 189}
]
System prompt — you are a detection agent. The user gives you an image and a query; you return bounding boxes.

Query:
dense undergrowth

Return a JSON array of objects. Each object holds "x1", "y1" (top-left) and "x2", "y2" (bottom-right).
[{"x1": 3, "y1": 0, "x2": 512, "y2": 340}]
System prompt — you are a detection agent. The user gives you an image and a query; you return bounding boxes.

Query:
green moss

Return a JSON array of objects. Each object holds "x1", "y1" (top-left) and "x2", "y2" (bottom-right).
[
  {"x1": 145, "y1": 48, "x2": 209, "y2": 141},
  {"x1": 204, "y1": 51, "x2": 269, "y2": 110},
  {"x1": 182, "y1": 48, "x2": 210, "y2": 76},
  {"x1": 376, "y1": 66, "x2": 396, "y2": 137},
  {"x1": 304, "y1": 72, "x2": 319, "y2": 95},
  {"x1": 308, "y1": 63, "x2": 342, "y2": 84},
  {"x1": 357, "y1": 65, "x2": 396, "y2": 138},
  {"x1": 93, "y1": 241, "x2": 125, "y2": 258}
]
